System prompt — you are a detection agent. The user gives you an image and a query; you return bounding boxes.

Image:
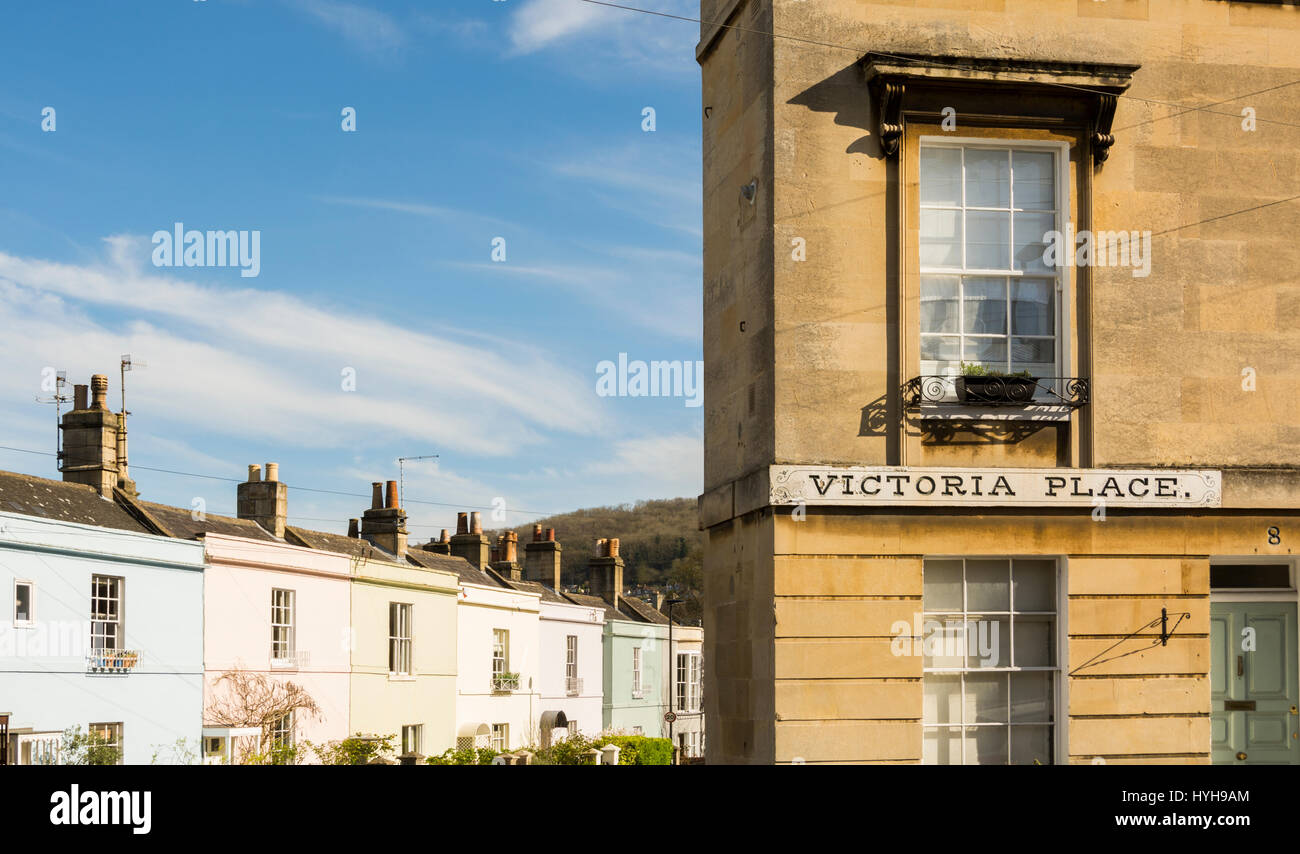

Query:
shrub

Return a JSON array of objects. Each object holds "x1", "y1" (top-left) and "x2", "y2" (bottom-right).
[
  {"x1": 598, "y1": 735, "x2": 673, "y2": 765},
  {"x1": 427, "y1": 746, "x2": 501, "y2": 765}
]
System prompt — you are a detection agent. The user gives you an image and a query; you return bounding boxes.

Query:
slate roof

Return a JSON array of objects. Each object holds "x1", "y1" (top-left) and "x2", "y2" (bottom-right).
[
  {"x1": 619, "y1": 595, "x2": 670, "y2": 625},
  {"x1": 0, "y1": 470, "x2": 149, "y2": 533},
  {"x1": 129, "y1": 497, "x2": 278, "y2": 542},
  {"x1": 560, "y1": 591, "x2": 624, "y2": 622},
  {"x1": 408, "y1": 547, "x2": 502, "y2": 587},
  {"x1": 284, "y1": 526, "x2": 395, "y2": 561}
]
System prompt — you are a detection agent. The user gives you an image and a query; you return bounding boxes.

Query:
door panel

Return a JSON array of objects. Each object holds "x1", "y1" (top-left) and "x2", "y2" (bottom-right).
[{"x1": 1210, "y1": 602, "x2": 1299, "y2": 765}]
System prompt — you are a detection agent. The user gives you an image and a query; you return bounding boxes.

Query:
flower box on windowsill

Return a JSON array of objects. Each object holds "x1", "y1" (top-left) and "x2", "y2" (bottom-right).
[
  {"x1": 86, "y1": 649, "x2": 141, "y2": 673},
  {"x1": 955, "y1": 375, "x2": 1039, "y2": 404},
  {"x1": 492, "y1": 673, "x2": 520, "y2": 693}
]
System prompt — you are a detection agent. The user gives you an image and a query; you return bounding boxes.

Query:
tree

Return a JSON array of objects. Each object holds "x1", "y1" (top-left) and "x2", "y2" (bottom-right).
[
  {"x1": 61, "y1": 725, "x2": 121, "y2": 765},
  {"x1": 204, "y1": 668, "x2": 322, "y2": 764}
]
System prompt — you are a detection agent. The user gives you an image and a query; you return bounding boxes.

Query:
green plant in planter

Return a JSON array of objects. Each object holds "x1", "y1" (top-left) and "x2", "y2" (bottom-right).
[{"x1": 959, "y1": 362, "x2": 1033, "y2": 379}]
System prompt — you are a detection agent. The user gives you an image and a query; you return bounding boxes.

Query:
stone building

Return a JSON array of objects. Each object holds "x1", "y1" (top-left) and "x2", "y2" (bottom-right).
[{"x1": 697, "y1": 0, "x2": 1299, "y2": 763}]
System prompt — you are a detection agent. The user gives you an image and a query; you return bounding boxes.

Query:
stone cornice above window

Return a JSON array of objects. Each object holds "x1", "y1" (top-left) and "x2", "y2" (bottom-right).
[{"x1": 861, "y1": 52, "x2": 1140, "y2": 165}]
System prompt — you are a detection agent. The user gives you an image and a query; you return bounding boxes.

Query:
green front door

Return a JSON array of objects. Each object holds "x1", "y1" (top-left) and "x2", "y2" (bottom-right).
[{"x1": 1210, "y1": 602, "x2": 1299, "y2": 764}]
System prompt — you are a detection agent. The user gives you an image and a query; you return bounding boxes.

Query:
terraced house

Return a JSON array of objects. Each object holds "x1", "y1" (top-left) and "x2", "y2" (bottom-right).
[{"x1": 698, "y1": 0, "x2": 1300, "y2": 764}]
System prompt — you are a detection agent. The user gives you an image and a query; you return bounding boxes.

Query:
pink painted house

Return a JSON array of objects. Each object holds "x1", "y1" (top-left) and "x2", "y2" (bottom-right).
[{"x1": 121, "y1": 465, "x2": 353, "y2": 762}]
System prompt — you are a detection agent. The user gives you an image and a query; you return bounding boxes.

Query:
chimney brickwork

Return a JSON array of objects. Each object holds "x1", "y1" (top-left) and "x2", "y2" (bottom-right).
[
  {"x1": 450, "y1": 509, "x2": 489, "y2": 568},
  {"x1": 524, "y1": 525, "x2": 563, "y2": 590},
  {"x1": 361, "y1": 479, "x2": 407, "y2": 560},
  {"x1": 237, "y1": 463, "x2": 288, "y2": 538},
  {"x1": 588, "y1": 536, "x2": 624, "y2": 611},
  {"x1": 60, "y1": 374, "x2": 121, "y2": 498}
]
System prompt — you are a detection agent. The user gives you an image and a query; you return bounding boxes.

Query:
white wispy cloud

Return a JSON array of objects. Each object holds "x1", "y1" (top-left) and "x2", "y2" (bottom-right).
[
  {"x1": 311, "y1": 195, "x2": 519, "y2": 230},
  {"x1": 585, "y1": 433, "x2": 702, "y2": 497},
  {"x1": 286, "y1": 0, "x2": 407, "y2": 56},
  {"x1": 507, "y1": 0, "x2": 698, "y2": 73},
  {"x1": 0, "y1": 237, "x2": 604, "y2": 458}
]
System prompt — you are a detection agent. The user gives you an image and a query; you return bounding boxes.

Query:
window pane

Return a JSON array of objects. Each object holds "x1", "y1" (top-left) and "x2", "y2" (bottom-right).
[
  {"x1": 1010, "y1": 725, "x2": 1052, "y2": 765},
  {"x1": 965, "y1": 211, "x2": 1009, "y2": 269},
  {"x1": 966, "y1": 617, "x2": 1009, "y2": 668},
  {"x1": 1012, "y1": 150, "x2": 1055, "y2": 209},
  {"x1": 923, "y1": 726, "x2": 962, "y2": 765},
  {"x1": 963, "y1": 726, "x2": 1008, "y2": 765},
  {"x1": 966, "y1": 559, "x2": 1009, "y2": 611},
  {"x1": 963, "y1": 337, "x2": 1007, "y2": 366},
  {"x1": 923, "y1": 673, "x2": 961, "y2": 724},
  {"x1": 965, "y1": 672, "x2": 1009, "y2": 723},
  {"x1": 920, "y1": 276, "x2": 959, "y2": 333},
  {"x1": 1011, "y1": 339, "x2": 1054, "y2": 376},
  {"x1": 923, "y1": 619, "x2": 966, "y2": 668},
  {"x1": 1010, "y1": 279, "x2": 1053, "y2": 336},
  {"x1": 920, "y1": 147, "x2": 962, "y2": 206},
  {"x1": 1013, "y1": 211, "x2": 1055, "y2": 273},
  {"x1": 1013, "y1": 617, "x2": 1055, "y2": 667},
  {"x1": 1010, "y1": 671, "x2": 1054, "y2": 723},
  {"x1": 923, "y1": 559, "x2": 963, "y2": 610},
  {"x1": 962, "y1": 277, "x2": 1007, "y2": 335},
  {"x1": 920, "y1": 335, "x2": 960, "y2": 366},
  {"x1": 15, "y1": 584, "x2": 30, "y2": 621},
  {"x1": 964, "y1": 148, "x2": 1010, "y2": 208},
  {"x1": 920, "y1": 209, "x2": 961, "y2": 267},
  {"x1": 1012, "y1": 559, "x2": 1056, "y2": 611}
]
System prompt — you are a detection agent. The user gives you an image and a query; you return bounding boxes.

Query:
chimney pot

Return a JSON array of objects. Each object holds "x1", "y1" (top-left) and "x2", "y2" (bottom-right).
[
  {"x1": 440, "y1": 528, "x2": 449, "y2": 543},
  {"x1": 370, "y1": 482, "x2": 384, "y2": 510},
  {"x1": 90, "y1": 375, "x2": 109, "y2": 410},
  {"x1": 546, "y1": 527, "x2": 555, "y2": 542},
  {"x1": 470, "y1": 512, "x2": 482, "y2": 534},
  {"x1": 247, "y1": 464, "x2": 261, "y2": 482},
  {"x1": 347, "y1": 518, "x2": 359, "y2": 538},
  {"x1": 265, "y1": 462, "x2": 279, "y2": 482},
  {"x1": 456, "y1": 512, "x2": 469, "y2": 535},
  {"x1": 74, "y1": 384, "x2": 88, "y2": 410},
  {"x1": 608, "y1": 537, "x2": 620, "y2": 558},
  {"x1": 385, "y1": 480, "x2": 399, "y2": 509},
  {"x1": 533, "y1": 523, "x2": 543, "y2": 542}
]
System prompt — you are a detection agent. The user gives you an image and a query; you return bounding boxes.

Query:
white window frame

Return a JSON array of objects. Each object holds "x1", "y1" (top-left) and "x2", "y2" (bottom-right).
[
  {"x1": 490, "y1": 723, "x2": 508, "y2": 753},
  {"x1": 401, "y1": 724, "x2": 423, "y2": 755},
  {"x1": 389, "y1": 602, "x2": 413, "y2": 677},
  {"x1": 270, "y1": 711, "x2": 294, "y2": 751},
  {"x1": 492, "y1": 628, "x2": 509, "y2": 677},
  {"x1": 917, "y1": 137, "x2": 1072, "y2": 397},
  {"x1": 271, "y1": 588, "x2": 295, "y2": 664},
  {"x1": 632, "y1": 646, "x2": 643, "y2": 698},
  {"x1": 90, "y1": 721, "x2": 124, "y2": 765},
  {"x1": 90, "y1": 575, "x2": 123, "y2": 651},
  {"x1": 676, "y1": 652, "x2": 702, "y2": 712},
  {"x1": 920, "y1": 556, "x2": 1067, "y2": 765},
  {"x1": 13, "y1": 578, "x2": 35, "y2": 628}
]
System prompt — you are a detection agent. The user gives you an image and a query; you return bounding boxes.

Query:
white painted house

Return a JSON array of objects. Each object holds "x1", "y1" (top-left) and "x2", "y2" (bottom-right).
[{"x1": 0, "y1": 473, "x2": 206, "y2": 765}]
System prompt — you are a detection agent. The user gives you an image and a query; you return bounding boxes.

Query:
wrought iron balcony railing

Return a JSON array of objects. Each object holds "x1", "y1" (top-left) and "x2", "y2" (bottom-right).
[
  {"x1": 86, "y1": 649, "x2": 142, "y2": 672},
  {"x1": 903, "y1": 376, "x2": 1089, "y2": 410},
  {"x1": 271, "y1": 648, "x2": 311, "y2": 669},
  {"x1": 566, "y1": 676, "x2": 583, "y2": 696},
  {"x1": 492, "y1": 673, "x2": 520, "y2": 693}
]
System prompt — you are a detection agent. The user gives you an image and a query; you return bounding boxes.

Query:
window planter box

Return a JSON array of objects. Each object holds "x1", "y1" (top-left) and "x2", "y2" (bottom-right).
[{"x1": 955, "y1": 375, "x2": 1039, "y2": 405}]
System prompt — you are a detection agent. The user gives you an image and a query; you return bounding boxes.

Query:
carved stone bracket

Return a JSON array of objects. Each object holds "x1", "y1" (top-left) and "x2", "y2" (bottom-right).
[{"x1": 862, "y1": 52, "x2": 1139, "y2": 167}]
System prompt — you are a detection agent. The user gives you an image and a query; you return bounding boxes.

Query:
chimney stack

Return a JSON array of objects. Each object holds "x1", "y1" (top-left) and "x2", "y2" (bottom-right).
[
  {"x1": 361, "y1": 479, "x2": 407, "y2": 560},
  {"x1": 525, "y1": 525, "x2": 563, "y2": 590},
  {"x1": 60, "y1": 374, "x2": 122, "y2": 498},
  {"x1": 450, "y1": 509, "x2": 489, "y2": 568},
  {"x1": 422, "y1": 528, "x2": 451, "y2": 555},
  {"x1": 588, "y1": 536, "x2": 625, "y2": 611},
  {"x1": 237, "y1": 463, "x2": 289, "y2": 538},
  {"x1": 490, "y1": 531, "x2": 522, "y2": 581}
]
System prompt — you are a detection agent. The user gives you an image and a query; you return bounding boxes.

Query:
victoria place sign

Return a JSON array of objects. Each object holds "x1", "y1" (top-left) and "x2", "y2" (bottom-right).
[{"x1": 770, "y1": 466, "x2": 1222, "y2": 508}]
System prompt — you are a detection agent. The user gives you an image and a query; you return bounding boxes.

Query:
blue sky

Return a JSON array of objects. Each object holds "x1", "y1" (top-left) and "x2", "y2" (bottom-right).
[{"x1": 0, "y1": 0, "x2": 703, "y2": 539}]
